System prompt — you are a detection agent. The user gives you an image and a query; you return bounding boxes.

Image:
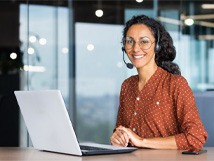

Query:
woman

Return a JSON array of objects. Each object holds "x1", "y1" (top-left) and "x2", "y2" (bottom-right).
[{"x1": 110, "y1": 15, "x2": 208, "y2": 152}]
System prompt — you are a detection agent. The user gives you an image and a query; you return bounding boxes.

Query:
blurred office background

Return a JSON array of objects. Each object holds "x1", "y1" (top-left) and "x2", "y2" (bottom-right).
[{"x1": 0, "y1": 0, "x2": 213, "y2": 147}]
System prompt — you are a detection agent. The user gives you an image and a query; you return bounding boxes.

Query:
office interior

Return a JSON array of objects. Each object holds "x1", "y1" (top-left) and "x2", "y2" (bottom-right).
[{"x1": 0, "y1": 0, "x2": 213, "y2": 148}]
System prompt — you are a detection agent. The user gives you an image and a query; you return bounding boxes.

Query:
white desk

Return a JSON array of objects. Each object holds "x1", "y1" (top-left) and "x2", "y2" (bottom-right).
[{"x1": 0, "y1": 147, "x2": 212, "y2": 161}]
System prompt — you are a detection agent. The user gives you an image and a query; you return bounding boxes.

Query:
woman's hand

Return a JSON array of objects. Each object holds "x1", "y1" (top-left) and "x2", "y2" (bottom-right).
[
  {"x1": 111, "y1": 126, "x2": 178, "y2": 149},
  {"x1": 117, "y1": 126, "x2": 143, "y2": 147},
  {"x1": 110, "y1": 125, "x2": 143, "y2": 147},
  {"x1": 110, "y1": 126, "x2": 129, "y2": 147}
]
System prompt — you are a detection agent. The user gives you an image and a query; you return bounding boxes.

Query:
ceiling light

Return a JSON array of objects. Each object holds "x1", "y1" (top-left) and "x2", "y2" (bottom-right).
[
  {"x1": 136, "y1": 0, "x2": 143, "y2": 3},
  {"x1": 28, "y1": 47, "x2": 35, "y2": 54},
  {"x1": 95, "y1": 9, "x2": 103, "y2": 17},
  {"x1": 184, "y1": 18, "x2": 194, "y2": 26},
  {"x1": 10, "y1": 52, "x2": 17, "y2": 60},
  {"x1": 202, "y1": 4, "x2": 214, "y2": 9},
  {"x1": 23, "y1": 65, "x2": 46, "y2": 72},
  {"x1": 39, "y1": 38, "x2": 47, "y2": 45},
  {"x1": 29, "y1": 35, "x2": 37, "y2": 43},
  {"x1": 158, "y1": 16, "x2": 214, "y2": 28},
  {"x1": 62, "y1": 48, "x2": 69, "y2": 54},
  {"x1": 87, "y1": 44, "x2": 95, "y2": 51}
]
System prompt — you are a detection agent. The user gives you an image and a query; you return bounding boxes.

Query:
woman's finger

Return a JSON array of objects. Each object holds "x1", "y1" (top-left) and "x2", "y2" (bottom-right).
[
  {"x1": 110, "y1": 131, "x2": 125, "y2": 146},
  {"x1": 117, "y1": 130, "x2": 129, "y2": 146}
]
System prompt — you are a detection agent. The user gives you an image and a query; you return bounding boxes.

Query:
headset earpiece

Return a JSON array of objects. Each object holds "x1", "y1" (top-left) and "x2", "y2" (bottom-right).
[
  {"x1": 155, "y1": 29, "x2": 161, "y2": 53},
  {"x1": 156, "y1": 44, "x2": 160, "y2": 53},
  {"x1": 121, "y1": 47, "x2": 125, "y2": 52}
]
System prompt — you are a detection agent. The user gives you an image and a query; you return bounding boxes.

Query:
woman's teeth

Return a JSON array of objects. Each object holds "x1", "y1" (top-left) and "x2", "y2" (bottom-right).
[{"x1": 134, "y1": 55, "x2": 144, "y2": 59}]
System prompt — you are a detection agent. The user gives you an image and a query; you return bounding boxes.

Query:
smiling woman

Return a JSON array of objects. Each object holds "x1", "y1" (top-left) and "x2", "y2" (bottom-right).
[
  {"x1": 110, "y1": 15, "x2": 208, "y2": 152},
  {"x1": 122, "y1": 15, "x2": 180, "y2": 75}
]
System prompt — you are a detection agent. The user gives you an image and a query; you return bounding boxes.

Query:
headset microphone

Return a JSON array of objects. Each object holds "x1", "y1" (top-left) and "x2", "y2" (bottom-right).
[{"x1": 122, "y1": 47, "x2": 133, "y2": 69}]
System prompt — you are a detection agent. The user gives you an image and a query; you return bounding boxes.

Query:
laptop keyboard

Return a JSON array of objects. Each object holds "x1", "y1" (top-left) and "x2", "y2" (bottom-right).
[{"x1": 80, "y1": 145, "x2": 110, "y2": 151}]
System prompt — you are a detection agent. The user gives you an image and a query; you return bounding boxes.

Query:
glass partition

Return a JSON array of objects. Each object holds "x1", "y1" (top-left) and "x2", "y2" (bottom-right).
[
  {"x1": 19, "y1": 2, "x2": 70, "y2": 146},
  {"x1": 75, "y1": 22, "x2": 125, "y2": 143}
]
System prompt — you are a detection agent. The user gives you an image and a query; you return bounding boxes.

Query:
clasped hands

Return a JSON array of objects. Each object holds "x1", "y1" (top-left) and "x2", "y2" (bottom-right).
[{"x1": 110, "y1": 125, "x2": 143, "y2": 147}]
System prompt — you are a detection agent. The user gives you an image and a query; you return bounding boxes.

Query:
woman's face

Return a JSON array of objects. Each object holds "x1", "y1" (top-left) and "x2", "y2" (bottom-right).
[{"x1": 124, "y1": 24, "x2": 156, "y2": 69}]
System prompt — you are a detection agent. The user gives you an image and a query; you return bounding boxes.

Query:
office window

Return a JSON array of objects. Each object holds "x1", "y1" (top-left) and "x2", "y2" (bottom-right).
[
  {"x1": 19, "y1": 3, "x2": 70, "y2": 146},
  {"x1": 20, "y1": 4, "x2": 69, "y2": 93},
  {"x1": 75, "y1": 23, "x2": 128, "y2": 143}
]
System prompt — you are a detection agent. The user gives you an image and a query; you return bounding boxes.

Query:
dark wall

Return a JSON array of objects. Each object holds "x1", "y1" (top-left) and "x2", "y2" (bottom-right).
[
  {"x1": 0, "y1": 2, "x2": 20, "y2": 146},
  {"x1": 0, "y1": 3, "x2": 19, "y2": 47},
  {"x1": 0, "y1": 74, "x2": 20, "y2": 146}
]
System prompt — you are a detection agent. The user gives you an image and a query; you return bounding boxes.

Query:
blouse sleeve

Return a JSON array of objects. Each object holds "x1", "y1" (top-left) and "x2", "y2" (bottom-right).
[
  {"x1": 115, "y1": 80, "x2": 127, "y2": 128},
  {"x1": 174, "y1": 77, "x2": 208, "y2": 151}
]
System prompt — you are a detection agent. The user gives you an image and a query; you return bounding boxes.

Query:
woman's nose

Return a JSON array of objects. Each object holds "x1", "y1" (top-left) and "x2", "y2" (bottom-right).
[{"x1": 133, "y1": 41, "x2": 141, "y2": 52}]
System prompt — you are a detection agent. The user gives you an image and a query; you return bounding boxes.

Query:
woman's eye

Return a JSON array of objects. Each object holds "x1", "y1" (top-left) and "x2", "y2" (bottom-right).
[
  {"x1": 141, "y1": 40, "x2": 149, "y2": 44},
  {"x1": 126, "y1": 39, "x2": 133, "y2": 44}
]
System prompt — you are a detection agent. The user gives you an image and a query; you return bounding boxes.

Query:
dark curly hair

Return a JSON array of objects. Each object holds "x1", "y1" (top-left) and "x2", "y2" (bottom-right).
[{"x1": 123, "y1": 15, "x2": 181, "y2": 75}]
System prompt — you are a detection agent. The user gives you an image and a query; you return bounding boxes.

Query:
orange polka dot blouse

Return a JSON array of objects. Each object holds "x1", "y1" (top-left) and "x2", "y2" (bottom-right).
[{"x1": 116, "y1": 67, "x2": 208, "y2": 151}]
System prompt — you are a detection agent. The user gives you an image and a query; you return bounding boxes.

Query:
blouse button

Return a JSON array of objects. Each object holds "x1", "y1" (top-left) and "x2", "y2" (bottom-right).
[
  {"x1": 134, "y1": 112, "x2": 137, "y2": 116},
  {"x1": 136, "y1": 97, "x2": 140, "y2": 101},
  {"x1": 156, "y1": 101, "x2": 160, "y2": 105},
  {"x1": 133, "y1": 128, "x2": 136, "y2": 132}
]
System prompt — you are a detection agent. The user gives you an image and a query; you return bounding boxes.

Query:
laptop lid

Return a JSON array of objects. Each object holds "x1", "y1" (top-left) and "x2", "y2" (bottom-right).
[
  {"x1": 15, "y1": 90, "x2": 82, "y2": 155},
  {"x1": 14, "y1": 90, "x2": 137, "y2": 156}
]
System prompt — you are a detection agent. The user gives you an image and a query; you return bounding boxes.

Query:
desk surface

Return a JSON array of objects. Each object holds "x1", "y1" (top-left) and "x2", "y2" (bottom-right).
[{"x1": 0, "y1": 147, "x2": 213, "y2": 161}]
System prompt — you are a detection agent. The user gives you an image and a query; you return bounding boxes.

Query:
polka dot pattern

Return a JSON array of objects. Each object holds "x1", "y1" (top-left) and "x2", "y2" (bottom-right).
[{"x1": 115, "y1": 67, "x2": 208, "y2": 151}]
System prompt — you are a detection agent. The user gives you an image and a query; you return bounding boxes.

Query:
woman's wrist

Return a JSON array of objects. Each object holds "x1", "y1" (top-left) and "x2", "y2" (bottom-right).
[{"x1": 140, "y1": 138, "x2": 146, "y2": 148}]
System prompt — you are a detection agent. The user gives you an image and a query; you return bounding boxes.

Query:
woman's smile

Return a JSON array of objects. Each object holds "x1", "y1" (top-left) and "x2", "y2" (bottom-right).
[{"x1": 133, "y1": 54, "x2": 145, "y2": 59}]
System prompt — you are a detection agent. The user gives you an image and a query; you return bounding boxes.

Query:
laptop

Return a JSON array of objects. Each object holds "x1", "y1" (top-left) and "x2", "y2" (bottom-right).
[{"x1": 14, "y1": 90, "x2": 137, "y2": 156}]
